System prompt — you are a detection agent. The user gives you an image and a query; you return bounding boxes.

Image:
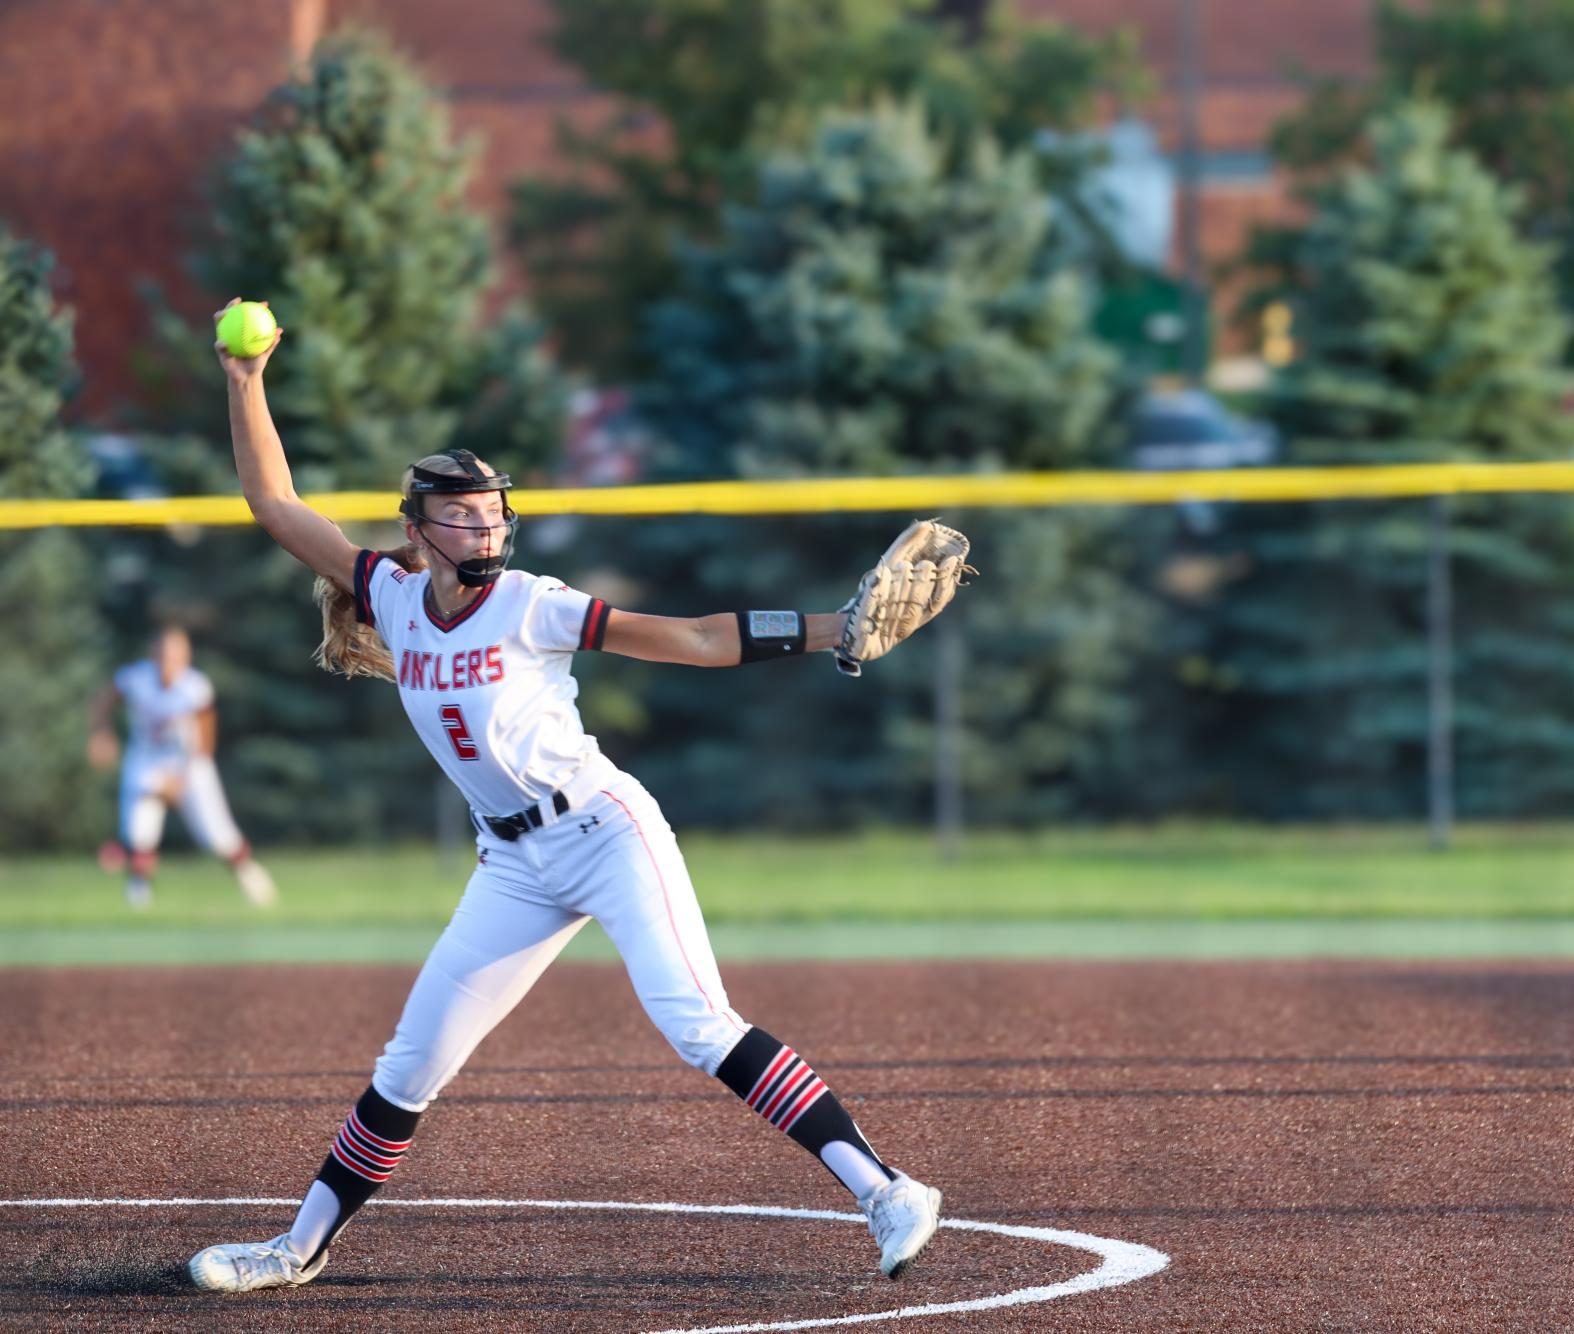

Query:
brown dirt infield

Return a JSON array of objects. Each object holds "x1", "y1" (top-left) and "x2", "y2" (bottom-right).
[{"x1": 4, "y1": 959, "x2": 1574, "y2": 1331}]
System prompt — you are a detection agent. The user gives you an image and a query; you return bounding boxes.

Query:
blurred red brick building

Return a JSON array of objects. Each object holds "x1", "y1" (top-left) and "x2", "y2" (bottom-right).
[{"x1": 0, "y1": 0, "x2": 1374, "y2": 420}]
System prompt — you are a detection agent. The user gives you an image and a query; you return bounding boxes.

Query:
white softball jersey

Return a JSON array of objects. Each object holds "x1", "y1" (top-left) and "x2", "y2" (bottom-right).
[
  {"x1": 351, "y1": 549, "x2": 750, "y2": 1105},
  {"x1": 114, "y1": 660, "x2": 214, "y2": 765},
  {"x1": 352, "y1": 552, "x2": 614, "y2": 817}
]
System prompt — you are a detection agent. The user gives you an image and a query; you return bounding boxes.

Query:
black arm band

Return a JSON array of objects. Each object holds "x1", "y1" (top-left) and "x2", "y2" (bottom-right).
[{"x1": 736, "y1": 610, "x2": 807, "y2": 664}]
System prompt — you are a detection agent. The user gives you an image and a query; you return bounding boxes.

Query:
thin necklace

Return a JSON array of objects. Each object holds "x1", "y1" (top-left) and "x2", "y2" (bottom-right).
[{"x1": 427, "y1": 584, "x2": 474, "y2": 620}]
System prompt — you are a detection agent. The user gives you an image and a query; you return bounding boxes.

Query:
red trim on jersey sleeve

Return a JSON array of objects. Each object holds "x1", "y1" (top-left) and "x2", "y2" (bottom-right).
[
  {"x1": 354, "y1": 550, "x2": 388, "y2": 627},
  {"x1": 578, "y1": 597, "x2": 612, "y2": 651}
]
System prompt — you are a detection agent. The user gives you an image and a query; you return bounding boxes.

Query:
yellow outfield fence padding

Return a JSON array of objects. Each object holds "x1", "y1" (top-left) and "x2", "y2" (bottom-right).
[{"x1": 7, "y1": 460, "x2": 1574, "y2": 529}]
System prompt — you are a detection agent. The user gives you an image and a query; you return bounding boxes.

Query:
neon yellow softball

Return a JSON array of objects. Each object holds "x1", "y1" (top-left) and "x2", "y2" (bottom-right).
[{"x1": 216, "y1": 302, "x2": 278, "y2": 359}]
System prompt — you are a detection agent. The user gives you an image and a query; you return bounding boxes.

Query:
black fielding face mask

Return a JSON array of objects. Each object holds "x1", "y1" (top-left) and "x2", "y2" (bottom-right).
[
  {"x1": 457, "y1": 554, "x2": 505, "y2": 588},
  {"x1": 456, "y1": 518, "x2": 517, "y2": 587},
  {"x1": 410, "y1": 510, "x2": 519, "y2": 587}
]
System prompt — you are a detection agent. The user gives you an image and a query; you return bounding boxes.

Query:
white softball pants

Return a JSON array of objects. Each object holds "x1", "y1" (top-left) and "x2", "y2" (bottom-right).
[
  {"x1": 372, "y1": 758, "x2": 749, "y2": 1113},
  {"x1": 119, "y1": 753, "x2": 246, "y2": 859}
]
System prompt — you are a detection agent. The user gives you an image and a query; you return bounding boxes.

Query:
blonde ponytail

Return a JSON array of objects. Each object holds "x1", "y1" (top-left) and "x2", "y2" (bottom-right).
[{"x1": 313, "y1": 544, "x2": 426, "y2": 680}]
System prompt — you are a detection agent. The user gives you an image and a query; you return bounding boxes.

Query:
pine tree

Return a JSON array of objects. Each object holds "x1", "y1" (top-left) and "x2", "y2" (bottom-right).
[
  {"x1": 145, "y1": 26, "x2": 566, "y2": 482},
  {"x1": 1197, "y1": 102, "x2": 1574, "y2": 817},
  {"x1": 1271, "y1": 0, "x2": 1574, "y2": 308},
  {"x1": 513, "y1": 0, "x2": 1139, "y2": 377},
  {"x1": 0, "y1": 225, "x2": 80, "y2": 496},
  {"x1": 612, "y1": 102, "x2": 1149, "y2": 826},
  {"x1": 0, "y1": 224, "x2": 113, "y2": 848},
  {"x1": 127, "y1": 28, "x2": 571, "y2": 843}
]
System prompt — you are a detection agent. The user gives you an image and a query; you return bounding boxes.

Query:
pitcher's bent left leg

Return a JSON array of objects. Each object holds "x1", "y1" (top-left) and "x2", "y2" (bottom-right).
[
  {"x1": 567, "y1": 777, "x2": 940, "y2": 1279},
  {"x1": 570, "y1": 778, "x2": 747, "y2": 1074}
]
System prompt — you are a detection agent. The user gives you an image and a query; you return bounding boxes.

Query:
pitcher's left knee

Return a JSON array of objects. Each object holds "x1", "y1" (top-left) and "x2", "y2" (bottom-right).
[{"x1": 656, "y1": 1005, "x2": 751, "y2": 1076}]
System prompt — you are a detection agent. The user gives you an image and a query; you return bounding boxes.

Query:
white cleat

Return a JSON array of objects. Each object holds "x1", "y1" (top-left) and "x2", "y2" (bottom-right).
[
  {"x1": 859, "y1": 1171, "x2": 943, "y2": 1279},
  {"x1": 188, "y1": 1233, "x2": 327, "y2": 1293},
  {"x1": 235, "y1": 859, "x2": 278, "y2": 908},
  {"x1": 124, "y1": 877, "x2": 153, "y2": 911}
]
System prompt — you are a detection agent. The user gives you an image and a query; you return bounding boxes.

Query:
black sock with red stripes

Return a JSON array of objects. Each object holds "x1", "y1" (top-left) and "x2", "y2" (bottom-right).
[
  {"x1": 308, "y1": 1084, "x2": 420, "y2": 1253},
  {"x1": 715, "y1": 1027, "x2": 895, "y2": 1195}
]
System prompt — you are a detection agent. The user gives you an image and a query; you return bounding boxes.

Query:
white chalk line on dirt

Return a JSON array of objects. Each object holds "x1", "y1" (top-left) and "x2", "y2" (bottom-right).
[{"x1": 0, "y1": 1195, "x2": 1171, "y2": 1332}]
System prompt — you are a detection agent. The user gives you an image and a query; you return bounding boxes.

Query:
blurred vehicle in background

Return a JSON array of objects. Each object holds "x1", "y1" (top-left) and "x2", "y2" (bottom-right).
[
  {"x1": 1127, "y1": 390, "x2": 1278, "y2": 472},
  {"x1": 87, "y1": 433, "x2": 166, "y2": 500},
  {"x1": 1127, "y1": 389, "x2": 1279, "y2": 537}
]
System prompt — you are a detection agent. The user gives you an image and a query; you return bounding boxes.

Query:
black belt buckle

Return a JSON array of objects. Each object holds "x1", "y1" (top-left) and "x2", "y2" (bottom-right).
[{"x1": 482, "y1": 790, "x2": 572, "y2": 841}]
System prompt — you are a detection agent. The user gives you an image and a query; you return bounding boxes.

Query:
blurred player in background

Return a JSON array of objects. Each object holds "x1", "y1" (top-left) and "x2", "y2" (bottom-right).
[{"x1": 88, "y1": 625, "x2": 277, "y2": 910}]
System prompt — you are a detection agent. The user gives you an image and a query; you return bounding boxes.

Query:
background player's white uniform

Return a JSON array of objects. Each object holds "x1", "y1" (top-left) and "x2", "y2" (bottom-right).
[
  {"x1": 354, "y1": 553, "x2": 748, "y2": 1105},
  {"x1": 115, "y1": 660, "x2": 243, "y2": 857},
  {"x1": 109, "y1": 655, "x2": 275, "y2": 908}
]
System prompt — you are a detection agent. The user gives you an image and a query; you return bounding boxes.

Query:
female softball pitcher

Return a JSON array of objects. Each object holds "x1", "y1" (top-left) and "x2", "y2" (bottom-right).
[
  {"x1": 89, "y1": 625, "x2": 276, "y2": 910},
  {"x1": 188, "y1": 300, "x2": 968, "y2": 1295}
]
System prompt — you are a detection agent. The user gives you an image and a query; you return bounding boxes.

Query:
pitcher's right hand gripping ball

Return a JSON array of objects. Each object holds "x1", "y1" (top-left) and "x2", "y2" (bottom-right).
[{"x1": 835, "y1": 518, "x2": 976, "y2": 677}]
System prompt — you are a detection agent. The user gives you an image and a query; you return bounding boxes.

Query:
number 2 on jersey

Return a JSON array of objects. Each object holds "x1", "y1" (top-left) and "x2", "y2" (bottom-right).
[{"x1": 439, "y1": 704, "x2": 479, "y2": 761}]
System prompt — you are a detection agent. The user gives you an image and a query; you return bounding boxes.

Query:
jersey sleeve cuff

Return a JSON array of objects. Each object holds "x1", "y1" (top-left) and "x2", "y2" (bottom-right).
[
  {"x1": 354, "y1": 550, "x2": 386, "y2": 627},
  {"x1": 578, "y1": 597, "x2": 612, "y2": 651}
]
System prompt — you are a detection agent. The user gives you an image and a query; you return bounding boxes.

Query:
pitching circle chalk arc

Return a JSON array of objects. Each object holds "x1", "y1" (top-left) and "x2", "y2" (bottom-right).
[{"x1": 0, "y1": 1194, "x2": 1171, "y2": 1330}]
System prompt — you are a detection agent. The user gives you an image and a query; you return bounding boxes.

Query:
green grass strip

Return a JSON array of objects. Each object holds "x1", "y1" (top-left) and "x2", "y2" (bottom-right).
[
  {"x1": 8, "y1": 825, "x2": 1574, "y2": 931},
  {"x1": 9, "y1": 823, "x2": 1574, "y2": 969},
  {"x1": 8, "y1": 919, "x2": 1574, "y2": 967}
]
